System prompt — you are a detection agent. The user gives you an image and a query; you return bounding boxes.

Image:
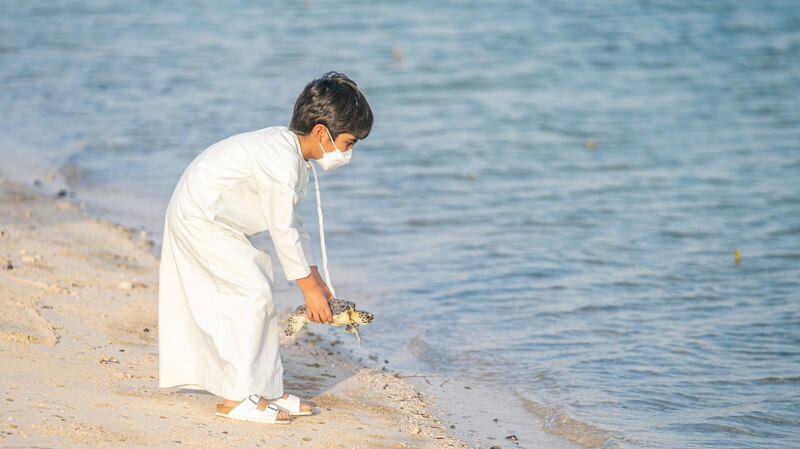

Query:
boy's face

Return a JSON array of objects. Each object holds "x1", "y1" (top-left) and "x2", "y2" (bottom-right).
[
  {"x1": 306, "y1": 123, "x2": 360, "y2": 163},
  {"x1": 313, "y1": 123, "x2": 358, "y2": 154},
  {"x1": 322, "y1": 131, "x2": 357, "y2": 153}
]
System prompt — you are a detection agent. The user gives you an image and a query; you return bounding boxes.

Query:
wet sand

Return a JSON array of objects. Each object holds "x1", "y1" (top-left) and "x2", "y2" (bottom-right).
[{"x1": 0, "y1": 175, "x2": 471, "y2": 449}]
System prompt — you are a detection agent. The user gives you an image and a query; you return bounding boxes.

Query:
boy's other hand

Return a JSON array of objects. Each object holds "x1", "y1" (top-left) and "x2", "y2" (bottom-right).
[{"x1": 295, "y1": 266, "x2": 333, "y2": 323}]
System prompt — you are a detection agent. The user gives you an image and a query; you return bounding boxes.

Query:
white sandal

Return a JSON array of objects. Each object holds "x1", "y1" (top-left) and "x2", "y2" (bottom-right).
[
  {"x1": 215, "y1": 394, "x2": 292, "y2": 424},
  {"x1": 272, "y1": 393, "x2": 313, "y2": 416}
]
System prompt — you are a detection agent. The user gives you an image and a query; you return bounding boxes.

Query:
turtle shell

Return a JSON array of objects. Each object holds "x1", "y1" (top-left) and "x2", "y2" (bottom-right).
[
  {"x1": 328, "y1": 298, "x2": 356, "y2": 316},
  {"x1": 290, "y1": 304, "x2": 308, "y2": 317}
]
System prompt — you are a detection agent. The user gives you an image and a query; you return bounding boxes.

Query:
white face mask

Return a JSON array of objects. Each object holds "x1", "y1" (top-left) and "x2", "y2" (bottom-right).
[{"x1": 315, "y1": 127, "x2": 352, "y2": 171}]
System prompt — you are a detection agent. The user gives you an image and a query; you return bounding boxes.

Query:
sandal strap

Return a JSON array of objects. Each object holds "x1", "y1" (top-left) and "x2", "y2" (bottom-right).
[
  {"x1": 273, "y1": 393, "x2": 301, "y2": 413},
  {"x1": 246, "y1": 394, "x2": 261, "y2": 407},
  {"x1": 231, "y1": 395, "x2": 279, "y2": 419}
]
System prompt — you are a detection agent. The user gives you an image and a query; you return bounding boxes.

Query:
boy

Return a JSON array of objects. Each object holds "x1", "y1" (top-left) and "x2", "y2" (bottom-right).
[{"x1": 158, "y1": 72, "x2": 373, "y2": 423}]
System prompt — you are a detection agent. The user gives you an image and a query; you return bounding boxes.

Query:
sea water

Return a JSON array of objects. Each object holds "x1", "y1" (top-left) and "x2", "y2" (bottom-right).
[{"x1": 2, "y1": 1, "x2": 799, "y2": 448}]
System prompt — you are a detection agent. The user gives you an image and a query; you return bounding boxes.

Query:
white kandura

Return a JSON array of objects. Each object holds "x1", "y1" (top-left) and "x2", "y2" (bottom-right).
[{"x1": 158, "y1": 125, "x2": 335, "y2": 400}]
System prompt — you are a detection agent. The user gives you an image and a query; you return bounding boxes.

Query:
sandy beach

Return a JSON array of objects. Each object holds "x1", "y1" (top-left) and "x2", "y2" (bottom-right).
[{"x1": 0, "y1": 174, "x2": 472, "y2": 449}]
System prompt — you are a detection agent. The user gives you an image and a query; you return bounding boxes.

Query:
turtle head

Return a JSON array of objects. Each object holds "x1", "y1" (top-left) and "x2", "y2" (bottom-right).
[{"x1": 351, "y1": 310, "x2": 374, "y2": 325}]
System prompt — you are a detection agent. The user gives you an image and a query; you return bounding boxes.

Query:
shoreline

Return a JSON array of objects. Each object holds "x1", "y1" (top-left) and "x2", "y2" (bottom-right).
[{"x1": 0, "y1": 174, "x2": 472, "y2": 449}]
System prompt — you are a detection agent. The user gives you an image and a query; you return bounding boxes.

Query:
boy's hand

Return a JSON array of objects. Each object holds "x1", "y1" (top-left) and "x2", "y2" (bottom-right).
[{"x1": 295, "y1": 266, "x2": 333, "y2": 323}]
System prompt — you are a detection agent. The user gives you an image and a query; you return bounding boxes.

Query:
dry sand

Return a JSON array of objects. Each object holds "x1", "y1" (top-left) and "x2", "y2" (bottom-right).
[{"x1": 0, "y1": 175, "x2": 473, "y2": 449}]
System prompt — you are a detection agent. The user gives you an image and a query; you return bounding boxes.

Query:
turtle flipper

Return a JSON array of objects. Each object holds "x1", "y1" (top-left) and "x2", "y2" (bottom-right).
[
  {"x1": 345, "y1": 323, "x2": 361, "y2": 345},
  {"x1": 284, "y1": 313, "x2": 308, "y2": 336}
]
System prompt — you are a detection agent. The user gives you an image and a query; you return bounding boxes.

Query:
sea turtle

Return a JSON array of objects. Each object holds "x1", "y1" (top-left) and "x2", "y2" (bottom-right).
[{"x1": 284, "y1": 298, "x2": 374, "y2": 343}]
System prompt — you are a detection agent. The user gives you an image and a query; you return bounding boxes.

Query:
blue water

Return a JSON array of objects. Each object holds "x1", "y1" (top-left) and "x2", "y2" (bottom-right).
[{"x1": 2, "y1": 1, "x2": 799, "y2": 448}]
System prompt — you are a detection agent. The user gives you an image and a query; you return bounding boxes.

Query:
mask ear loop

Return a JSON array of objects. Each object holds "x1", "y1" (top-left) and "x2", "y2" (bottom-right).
[
  {"x1": 325, "y1": 127, "x2": 339, "y2": 152},
  {"x1": 307, "y1": 162, "x2": 336, "y2": 298}
]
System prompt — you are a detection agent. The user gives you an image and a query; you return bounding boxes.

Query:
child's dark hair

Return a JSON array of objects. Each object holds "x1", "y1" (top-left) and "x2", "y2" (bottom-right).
[{"x1": 290, "y1": 72, "x2": 373, "y2": 140}]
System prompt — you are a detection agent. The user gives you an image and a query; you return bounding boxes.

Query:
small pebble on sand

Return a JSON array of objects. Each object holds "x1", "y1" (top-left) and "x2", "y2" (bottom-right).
[
  {"x1": 505, "y1": 434, "x2": 518, "y2": 441},
  {"x1": 116, "y1": 280, "x2": 148, "y2": 290}
]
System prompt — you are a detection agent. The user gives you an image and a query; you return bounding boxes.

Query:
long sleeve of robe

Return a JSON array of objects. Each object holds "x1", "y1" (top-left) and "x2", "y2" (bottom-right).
[
  {"x1": 157, "y1": 126, "x2": 316, "y2": 400},
  {"x1": 249, "y1": 142, "x2": 316, "y2": 280}
]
